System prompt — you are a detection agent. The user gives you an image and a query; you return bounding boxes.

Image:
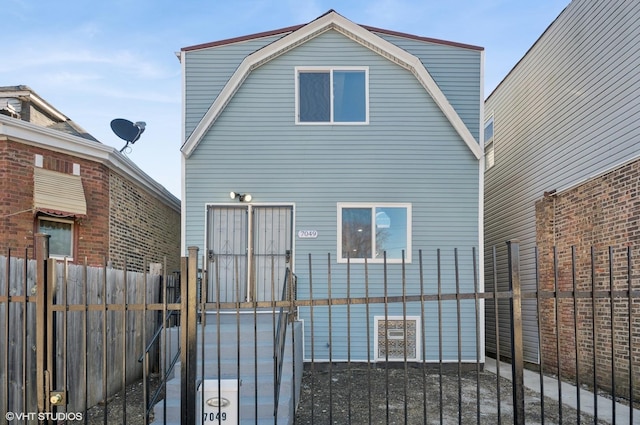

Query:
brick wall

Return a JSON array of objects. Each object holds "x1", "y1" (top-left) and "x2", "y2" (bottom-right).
[
  {"x1": 0, "y1": 139, "x2": 110, "y2": 261},
  {"x1": 108, "y1": 172, "x2": 180, "y2": 273},
  {"x1": 0, "y1": 139, "x2": 35, "y2": 255},
  {"x1": 535, "y1": 159, "x2": 640, "y2": 400},
  {"x1": 1, "y1": 138, "x2": 180, "y2": 274}
]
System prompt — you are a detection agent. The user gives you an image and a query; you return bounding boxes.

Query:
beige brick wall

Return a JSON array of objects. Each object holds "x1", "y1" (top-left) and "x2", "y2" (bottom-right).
[
  {"x1": 109, "y1": 171, "x2": 181, "y2": 273},
  {"x1": 535, "y1": 159, "x2": 640, "y2": 400}
]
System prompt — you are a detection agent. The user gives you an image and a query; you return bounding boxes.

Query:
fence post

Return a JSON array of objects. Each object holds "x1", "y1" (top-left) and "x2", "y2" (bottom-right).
[
  {"x1": 181, "y1": 247, "x2": 198, "y2": 424},
  {"x1": 507, "y1": 240, "x2": 525, "y2": 425},
  {"x1": 35, "y1": 233, "x2": 50, "y2": 423}
]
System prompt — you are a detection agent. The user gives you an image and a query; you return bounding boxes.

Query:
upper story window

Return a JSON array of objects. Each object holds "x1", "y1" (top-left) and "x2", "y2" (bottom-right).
[
  {"x1": 296, "y1": 67, "x2": 368, "y2": 124},
  {"x1": 38, "y1": 217, "x2": 74, "y2": 260},
  {"x1": 484, "y1": 116, "x2": 495, "y2": 170},
  {"x1": 338, "y1": 203, "x2": 411, "y2": 263}
]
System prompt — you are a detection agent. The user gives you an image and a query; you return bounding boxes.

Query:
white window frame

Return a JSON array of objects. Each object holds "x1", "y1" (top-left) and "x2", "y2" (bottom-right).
[
  {"x1": 37, "y1": 216, "x2": 74, "y2": 260},
  {"x1": 337, "y1": 202, "x2": 412, "y2": 264},
  {"x1": 484, "y1": 115, "x2": 495, "y2": 170},
  {"x1": 295, "y1": 66, "x2": 369, "y2": 125}
]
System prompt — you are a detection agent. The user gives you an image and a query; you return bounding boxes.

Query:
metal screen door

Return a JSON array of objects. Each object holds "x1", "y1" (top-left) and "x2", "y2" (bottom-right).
[{"x1": 206, "y1": 205, "x2": 293, "y2": 303}]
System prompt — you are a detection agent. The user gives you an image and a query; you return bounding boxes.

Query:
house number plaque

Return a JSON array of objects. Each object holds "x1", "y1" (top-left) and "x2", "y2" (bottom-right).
[{"x1": 298, "y1": 230, "x2": 318, "y2": 239}]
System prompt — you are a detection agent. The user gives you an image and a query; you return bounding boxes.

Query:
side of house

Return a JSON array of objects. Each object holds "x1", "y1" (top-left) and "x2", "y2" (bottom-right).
[
  {"x1": 484, "y1": 0, "x2": 640, "y2": 364},
  {"x1": 181, "y1": 11, "x2": 484, "y2": 363},
  {"x1": 0, "y1": 86, "x2": 181, "y2": 272},
  {"x1": 535, "y1": 160, "x2": 640, "y2": 396}
]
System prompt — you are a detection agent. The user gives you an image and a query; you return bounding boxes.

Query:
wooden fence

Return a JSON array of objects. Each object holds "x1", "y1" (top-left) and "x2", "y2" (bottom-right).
[{"x1": 0, "y1": 250, "x2": 176, "y2": 418}]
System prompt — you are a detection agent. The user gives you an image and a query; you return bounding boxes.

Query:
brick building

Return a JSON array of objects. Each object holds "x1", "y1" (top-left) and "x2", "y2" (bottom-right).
[
  {"x1": 484, "y1": 0, "x2": 640, "y2": 399},
  {"x1": 0, "y1": 85, "x2": 180, "y2": 272},
  {"x1": 535, "y1": 160, "x2": 640, "y2": 397}
]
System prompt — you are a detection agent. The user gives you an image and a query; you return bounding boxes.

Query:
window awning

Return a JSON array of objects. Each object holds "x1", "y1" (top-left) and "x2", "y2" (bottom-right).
[{"x1": 33, "y1": 168, "x2": 87, "y2": 217}]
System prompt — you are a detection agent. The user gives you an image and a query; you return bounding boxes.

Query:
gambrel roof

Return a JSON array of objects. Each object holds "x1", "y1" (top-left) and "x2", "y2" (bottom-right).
[{"x1": 180, "y1": 10, "x2": 483, "y2": 160}]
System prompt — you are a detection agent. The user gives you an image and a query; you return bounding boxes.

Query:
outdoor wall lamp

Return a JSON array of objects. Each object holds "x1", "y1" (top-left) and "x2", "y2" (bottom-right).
[{"x1": 230, "y1": 191, "x2": 252, "y2": 202}]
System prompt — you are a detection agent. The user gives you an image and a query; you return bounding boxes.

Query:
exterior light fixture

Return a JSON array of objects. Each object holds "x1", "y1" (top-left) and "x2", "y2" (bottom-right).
[{"x1": 230, "y1": 191, "x2": 252, "y2": 202}]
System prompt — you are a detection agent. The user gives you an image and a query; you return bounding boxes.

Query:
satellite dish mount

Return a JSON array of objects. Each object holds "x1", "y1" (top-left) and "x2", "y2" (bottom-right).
[{"x1": 110, "y1": 119, "x2": 146, "y2": 152}]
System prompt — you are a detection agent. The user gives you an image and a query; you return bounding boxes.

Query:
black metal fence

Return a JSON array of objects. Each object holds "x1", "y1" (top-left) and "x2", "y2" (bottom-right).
[{"x1": 1, "y1": 238, "x2": 638, "y2": 424}]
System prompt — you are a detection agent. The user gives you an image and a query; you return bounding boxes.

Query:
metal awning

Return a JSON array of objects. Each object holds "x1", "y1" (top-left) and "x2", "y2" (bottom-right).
[{"x1": 33, "y1": 168, "x2": 87, "y2": 217}]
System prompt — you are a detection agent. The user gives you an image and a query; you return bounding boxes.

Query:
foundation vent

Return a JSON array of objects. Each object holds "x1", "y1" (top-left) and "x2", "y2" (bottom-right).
[{"x1": 375, "y1": 316, "x2": 420, "y2": 361}]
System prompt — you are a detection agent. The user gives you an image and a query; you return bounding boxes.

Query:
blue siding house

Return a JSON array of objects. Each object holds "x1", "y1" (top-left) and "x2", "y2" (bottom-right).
[{"x1": 180, "y1": 10, "x2": 484, "y2": 364}]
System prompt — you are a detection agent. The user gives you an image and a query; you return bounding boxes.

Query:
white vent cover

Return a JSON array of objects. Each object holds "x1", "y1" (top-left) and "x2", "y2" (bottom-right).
[{"x1": 374, "y1": 316, "x2": 420, "y2": 362}]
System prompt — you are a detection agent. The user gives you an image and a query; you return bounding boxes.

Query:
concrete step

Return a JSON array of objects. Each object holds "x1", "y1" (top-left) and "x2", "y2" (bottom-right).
[
  {"x1": 151, "y1": 390, "x2": 294, "y2": 423},
  {"x1": 152, "y1": 319, "x2": 302, "y2": 425},
  {"x1": 170, "y1": 348, "x2": 295, "y2": 380},
  {"x1": 152, "y1": 369, "x2": 295, "y2": 424},
  {"x1": 162, "y1": 322, "x2": 296, "y2": 381}
]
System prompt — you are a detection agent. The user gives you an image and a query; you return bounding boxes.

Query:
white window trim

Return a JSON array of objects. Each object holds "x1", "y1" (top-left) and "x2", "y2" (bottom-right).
[
  {"x1": 485, "y1": 140, "x2": 495, "y2": 170},
  {"x1": 38, "y1": 216, "x2": 74, "y2": 260},
  {"x1": 295, "y1": 66, "x2": 369, "y2": 125},
  {"x1": 484, "y1": 115, "x2": 495, "y2": 170},
  {"x1": 337, "y1": 202, "x2": 412, "y2": 264}
]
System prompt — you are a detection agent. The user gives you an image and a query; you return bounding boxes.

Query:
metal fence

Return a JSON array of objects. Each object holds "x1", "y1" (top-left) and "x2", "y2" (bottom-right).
[
  {"x1": 0, "y1": 235, "x2": 180, "y2": 424},
  {"x1": 1, "y1": 238, "x2": 638, "y2": 424},
  {"x1": 180, "y1": 243, "x2": 638, "y2": 424}
]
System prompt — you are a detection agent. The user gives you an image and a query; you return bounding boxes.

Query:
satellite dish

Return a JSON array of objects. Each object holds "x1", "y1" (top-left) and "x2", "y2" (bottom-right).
[{"x1": 110, "y1": 118, "x2": 146, "y2": 152}]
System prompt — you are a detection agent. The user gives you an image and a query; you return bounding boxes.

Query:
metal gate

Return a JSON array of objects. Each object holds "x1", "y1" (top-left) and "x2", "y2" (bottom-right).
[
  {"x1": 2, "y1": 237, "x2": 638, "y2": 424},
  {"x1": 205, "y1": 205, "x2": 293, "y2": 303}
]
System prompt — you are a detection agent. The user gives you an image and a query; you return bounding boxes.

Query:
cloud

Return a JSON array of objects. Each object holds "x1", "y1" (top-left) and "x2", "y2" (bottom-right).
[
  {"x1": 1, "y1": 42, "x2": 176, "y2": 83},
  {"x1": 89, "y1": 84, "x2": 179, "y2": 104},
  {"x1": 44, "y1": 71, "x2": 102, "y2": 85}
]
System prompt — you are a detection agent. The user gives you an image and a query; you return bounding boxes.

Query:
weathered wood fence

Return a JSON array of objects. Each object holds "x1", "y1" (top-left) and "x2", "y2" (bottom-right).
[{"x1": 0, "y1": 243, "x2": 177, "y2": 420}]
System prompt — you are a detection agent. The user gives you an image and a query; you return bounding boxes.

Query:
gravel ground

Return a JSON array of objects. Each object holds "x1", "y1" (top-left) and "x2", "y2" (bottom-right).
[
  {"x1": 71, "y1": 366, "x2": 623, "y2": 424},
  {"x1": 80, "y1": 376, "x2": 162, "y2": 425},
  {"x1": 294, "y1": 365, "x2": 610, "y2": 425}
]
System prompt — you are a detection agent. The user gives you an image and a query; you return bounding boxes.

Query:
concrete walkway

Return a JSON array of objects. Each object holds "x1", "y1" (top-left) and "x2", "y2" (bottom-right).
[{"x1": 485, "y1": 358, "x2": 640, "y2": 425}]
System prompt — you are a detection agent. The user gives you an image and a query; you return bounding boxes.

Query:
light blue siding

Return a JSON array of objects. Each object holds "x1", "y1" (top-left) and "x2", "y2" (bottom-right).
[
  {"x1": 184, "y1": 34, "x2": 289, "y2": 138},
  {"x1": 184, "y1": 29, "x2": 481, "y2": 361},
  {"x1": 374, "y1": 32, "x2": 482, "y2": 142}
]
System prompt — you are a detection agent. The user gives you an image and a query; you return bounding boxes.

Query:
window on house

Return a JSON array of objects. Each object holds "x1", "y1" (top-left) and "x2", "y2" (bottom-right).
[
  {"x1": 297, "y1": 67, "x2": 368, "y2": 124},
  {"x1": 338, "y1": 203, "x2": 411, "y2": 263},
  {"x1": 38, "y1": 217, "x2": 74, "y2": 259},
  {"x1": 485, "y1": 141, "x2": 495, "y2": 169},
  {"x1": 484, "y1": 116, "x2": 495, "y2": 170}
]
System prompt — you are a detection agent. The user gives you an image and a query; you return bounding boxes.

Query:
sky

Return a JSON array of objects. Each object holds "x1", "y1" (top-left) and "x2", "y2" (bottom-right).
[{"x1": 2, "y1": 0, "x2": 570, "y2": 199}]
